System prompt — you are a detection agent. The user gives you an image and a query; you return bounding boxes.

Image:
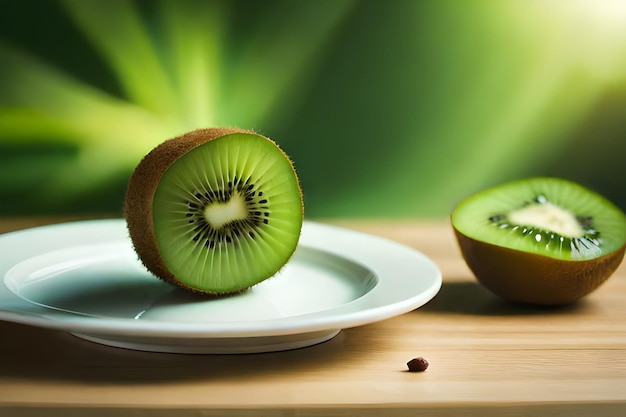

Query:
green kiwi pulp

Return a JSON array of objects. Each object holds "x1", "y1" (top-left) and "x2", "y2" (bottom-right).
[
  {"x1": 124, "y1": 128, "x2": 303, "y2": 295},
  {"x1": 451, "y1": 177, "x2": 626, "y2": 305}
]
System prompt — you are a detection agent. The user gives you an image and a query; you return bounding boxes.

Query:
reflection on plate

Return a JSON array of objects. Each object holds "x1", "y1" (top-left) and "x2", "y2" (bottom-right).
[{"x1": 0, "y1": 220, "x2": 441, "y2": 354}]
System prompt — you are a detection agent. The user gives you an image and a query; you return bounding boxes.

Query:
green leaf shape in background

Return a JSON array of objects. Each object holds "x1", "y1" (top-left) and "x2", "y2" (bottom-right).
[
  {"x1": 0, "y1": 0, "x2": 355, "y2": 214},
  {"x1": 1, "y1": 0, "x2": 626, "y2": 217}
]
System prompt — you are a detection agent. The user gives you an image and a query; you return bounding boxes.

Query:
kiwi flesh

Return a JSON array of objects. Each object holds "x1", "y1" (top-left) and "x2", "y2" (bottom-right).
[
  {"x1": 124, "y1": 127, "x2": 303, "y2": 295},
  {"x1": 451, "y1": 177, "x2": 626, "y2": 305}
]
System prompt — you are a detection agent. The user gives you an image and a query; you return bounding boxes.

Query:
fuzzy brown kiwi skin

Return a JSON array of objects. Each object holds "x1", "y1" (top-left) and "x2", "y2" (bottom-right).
[
  {"x1": 453, "y1": 228, "x2": 626, "y2": 305},
  {"x1": 124, "y1": 127, "x2": 304, "y2": 295}
]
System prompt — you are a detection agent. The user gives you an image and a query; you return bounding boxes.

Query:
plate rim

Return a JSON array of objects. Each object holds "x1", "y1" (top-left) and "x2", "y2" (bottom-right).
[{"x1": 0, "y1": 219, "x2": 442, "y2": 339}]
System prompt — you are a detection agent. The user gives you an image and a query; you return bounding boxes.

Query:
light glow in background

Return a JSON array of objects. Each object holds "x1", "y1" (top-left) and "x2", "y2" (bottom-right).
[{"x1": 1, "y1": 0, "x2": 625, "y2": 217}]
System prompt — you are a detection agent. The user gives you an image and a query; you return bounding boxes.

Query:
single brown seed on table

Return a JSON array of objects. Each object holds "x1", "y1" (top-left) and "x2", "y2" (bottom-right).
[{"x1": 407, "y1": 357, "x2": 429, "y2": 372}]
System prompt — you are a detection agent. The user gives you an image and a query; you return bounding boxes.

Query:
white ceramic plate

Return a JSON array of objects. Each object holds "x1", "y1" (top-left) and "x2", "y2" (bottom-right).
[{"x1": 0, "y1": 220, "x2": 441, "y2": 354}]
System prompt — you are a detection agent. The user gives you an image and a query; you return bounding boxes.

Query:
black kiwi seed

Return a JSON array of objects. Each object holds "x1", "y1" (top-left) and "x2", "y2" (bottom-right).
[
  {"x1": 183, "y1": 178, "x2": 271, "y2": 249},
  {"x1": 486, "y1": 194, "x2": 603, "y2": 253}
]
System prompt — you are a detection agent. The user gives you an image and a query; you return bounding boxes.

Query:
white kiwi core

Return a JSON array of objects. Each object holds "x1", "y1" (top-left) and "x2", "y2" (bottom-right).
[
  {"x1": 508, "y1": 201, "x2": 585, "y2": 238},
  {"x1": 203, "y1": 190, "x2": 248, "y2": 229}
]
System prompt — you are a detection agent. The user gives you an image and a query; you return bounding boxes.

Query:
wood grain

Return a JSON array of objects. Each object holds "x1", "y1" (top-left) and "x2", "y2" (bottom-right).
[{"x1": 1, "y1": 217, "x2": 625, "y2": 416}]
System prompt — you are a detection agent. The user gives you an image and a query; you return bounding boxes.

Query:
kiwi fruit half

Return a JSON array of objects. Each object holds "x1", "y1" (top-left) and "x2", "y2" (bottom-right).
[
  {"x1": 451, "y1": 177, "x2": 626, "y2": 305},
  {"x1": 124, "y1": 127, "x2": 303, "y2": 295}
]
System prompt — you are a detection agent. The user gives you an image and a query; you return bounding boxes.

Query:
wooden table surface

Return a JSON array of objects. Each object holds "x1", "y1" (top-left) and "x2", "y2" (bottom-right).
[{"x1": 1, "y1": 217, "x2": 625, "y2": 416}]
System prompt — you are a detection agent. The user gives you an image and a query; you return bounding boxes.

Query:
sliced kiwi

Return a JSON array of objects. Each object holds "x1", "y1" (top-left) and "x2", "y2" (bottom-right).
[
  {"x1": 124, "y1": 127, "x2": 303, "y2": 295},
  {"x1": 451, "y1": 177, "x2": 626, "y2": 305}
]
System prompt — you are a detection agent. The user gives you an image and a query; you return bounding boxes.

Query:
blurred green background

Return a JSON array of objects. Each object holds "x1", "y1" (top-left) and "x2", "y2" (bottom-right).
[{"x1": 1, "y1": 0, "x2": 625, "y2": 218}]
